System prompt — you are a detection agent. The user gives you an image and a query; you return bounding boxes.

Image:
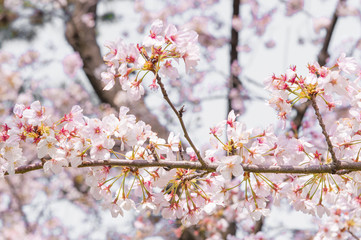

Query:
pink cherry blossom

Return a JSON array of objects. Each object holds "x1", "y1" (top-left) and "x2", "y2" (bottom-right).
[
  {"x1": 217, "y1": 155, "x2": 244, "y2": 181},
  {"x1": 1, "y1": 143, "x2": 26, "y2": 175},
  {"x1": 313, "y1": 17, "x2": 331, "y2": 34},
  {"x1": 22, "y1": 101, "x2": 47, "y2": 125},
  {"x1": 43, "y1": 154, "x2": 68, "y2": 174},
  {"x1": 37, "y1": 135, "x2": 58, "y2": 158},
  {"x1": 90, "y1": 138, "x2": 115, "y2": 160},
  {"x1": 101, "y1": 67, "x2": 116, "y2": 90},
  {"x1": 159, "y1": 60, "x2": 179, "y2": 79},
  {"x1": 143, "y1": 19, "x2": 164, "y2": 47},
  {"x1": 337, "y1": 52, "x2": 359, "y2": 74}
]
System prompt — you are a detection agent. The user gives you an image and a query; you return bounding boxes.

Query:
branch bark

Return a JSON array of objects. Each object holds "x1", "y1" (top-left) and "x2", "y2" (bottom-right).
[
  {"x1": 228, "y1": 0, "x2": 242, "y2": 114},
  {"x1": 156, "y1": 75, "x2": 207, "y2": 167},
  {"x1": 317, "y1": 0, "x2": 345, "y2": 66},
  {"x1": 7, "y1": 159, "x2": 361, "y2": 176},
  {"x1": 310, "y1": 94, "x2": 340, "y2": 172}
]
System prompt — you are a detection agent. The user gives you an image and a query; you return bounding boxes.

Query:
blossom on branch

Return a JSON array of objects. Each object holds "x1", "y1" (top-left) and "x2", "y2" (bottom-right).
[
  {"x1": 217, "y1": 155, "x2": 244, "y2": 181},
  {"x1": 4, "y1": 16, "x2": 361, "y2": 238},
  {"x1": 100, "y1": 19, "x2": 199, "y2": 101}
]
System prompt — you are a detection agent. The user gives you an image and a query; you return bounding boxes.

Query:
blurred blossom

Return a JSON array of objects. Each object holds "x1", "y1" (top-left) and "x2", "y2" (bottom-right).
[
  {"x1": 81, "y1": 13, "x2": 95, "y2": 28},
  {"x1": 229, "y1": 88, "x2": 245, "y2": 113},
  {"x1": 231, "y1": 60, "x2": 242, "y2": 76},
  {"x1": 337, "y1": 2, "x2": 360, "y2": 16},
  {"x1": 62, "y1": 52, "x2": 83, "y2": 78},
  {"x1": 4, "y1": 0, "x2": 22, "y2": 10},
  {"x1": 0, "y1": 69, "x2": 22, "y2": 102},
  {"x1": 313, "y1": 17, "x2": 331, "y2": 34},
  {"x1": 265, "y1": 39, "x2": 276, "y2": 48},
  {"x1": 285, "y1": 0, "x2": 304, "y2": 16},
  {"x1": 237, "y1": 44, "x2": 251, "y2": 53},
  {"x1": 185, "y1": 16, "x2": 209, "y2": 36},
  {"x1": 0, "y1": 51, "x2": 14, "y2": 64},
  {"x1": 250, "y1": 8, "x2": 276, "y2": 36},
  {"x1": 18, "y1": 50, "x2": 39, "y2": 67},
  {"x1": 232, "y1": 16, "x2": 242, "y2": 32}
]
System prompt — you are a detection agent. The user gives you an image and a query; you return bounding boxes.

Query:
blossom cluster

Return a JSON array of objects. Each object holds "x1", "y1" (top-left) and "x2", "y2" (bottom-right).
[
  {"x1": 101, "y1": 19, "x2": 200, "y2": 100},
  {"x1": 2, "y1": 19, "x2": 361, "y2": 239},
  {"x1": 0, "y1": 99, "x2": 235, "y2": 226},
  {"x1": 265, "y1": 53, "x2": 359, "y2": 126},
  {"x1": 0, "y1": 89, "x2": 360, "y2": 232}
]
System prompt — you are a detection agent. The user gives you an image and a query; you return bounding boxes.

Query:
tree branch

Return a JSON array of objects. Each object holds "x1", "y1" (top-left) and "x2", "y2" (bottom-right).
[
  {"x1": 310, "y1": 94, "x2": 340, "y2": 172},
  {"x1": 347, "y1": 230, "x2": 360, "y2": 240},
  {"x1": 228, "y1": 0, "x2": 242, "y2": 114},
  {"x1": 7, "y1": 159, "x2": 361, "y2": 176},
  {"x1": 291, "y1": 0, "x2": 343, "y2": 135},
  {"x1": 156, "y1": 75, "x2": 208, "y2": 167},
  {"x1": 317, "y1": 0, "x2": 345, "y2": 66}
]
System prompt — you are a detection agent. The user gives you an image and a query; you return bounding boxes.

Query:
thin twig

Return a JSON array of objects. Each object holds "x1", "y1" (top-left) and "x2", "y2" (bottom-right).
[
  {"x1": 179, "y1": 143, "x2": 185, "y2": 161},
  {"x1": 317, "y1": 0, "x2": 346, "y2": 66},
  {"x1": 182, "y1": 171, "x2": 210, "y2": 181},
  {"x1": 156, "y1": 75, "x2": 208, "y2": 167},
  {"x1": 5, "y1": 178, "x2": 32, "y2": 232},
  {"x1": 148, "y1": 143, "x2": 160, "y2": 162},
  {"x1": 310, "y1": 94, "x2": 340, "y2": 173},
  {"x1": 347, "y1": 230, "x2": 360, "y2": 240}
]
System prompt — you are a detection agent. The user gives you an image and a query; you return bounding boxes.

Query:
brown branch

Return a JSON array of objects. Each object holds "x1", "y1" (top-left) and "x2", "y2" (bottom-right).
[
  {"x1": 347, "y1": 230, "x2": 360, "y2": 240},
  {"x1": 156, "y1": 75, "x2": 208, "y2": 167},
  {"x1": 182, "y1": 171, "x2": 210, "y2": 181},
  {"x1": 7, "y1": 159, "x2": 361, "y2": 176},
  {"x1": 310, "y1": 94, "x2": 340, "y2": 173},
  {"x1": 253, "y1": 216, "x2": 264, "y2": 233},
  {"x1": 291, "y1": 0, "x2": 343, "y2": 135},
  {"x1": 228, "y1": 0, "x2": 241, "y2": 114},
  {"x1": 225, "y1": 2, "x2": 243, "y2": 238},
  {"x1": 317, "y1": 0, "x2": 345, "y2": 66},
  {"x1": 64, "y1": 0, "x2": 118, "y2": 107}
]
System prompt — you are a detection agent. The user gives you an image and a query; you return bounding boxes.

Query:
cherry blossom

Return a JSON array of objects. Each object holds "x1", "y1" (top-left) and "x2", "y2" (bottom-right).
[
  {"x1": 62, "y1": 52, "x2": 83, "y2": 78},
  {"x1": 43, "y1": 154, "x2": 68, "y2": 174},
  {"x1": 22, "y1": 101, "x2": 47, "y2": 125},
  {"x1": 3, "y1": 15, "x2": 361, "y2": 239},
  {"x1": 337, "y1": 52, "x2": 359, "y2": 74},
  {"x1": 217, "y1": 155, "x2": 244, "y2": 181},
  {"x1": 143, "y1": 19, "x2": 165, "y2": 47}
]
